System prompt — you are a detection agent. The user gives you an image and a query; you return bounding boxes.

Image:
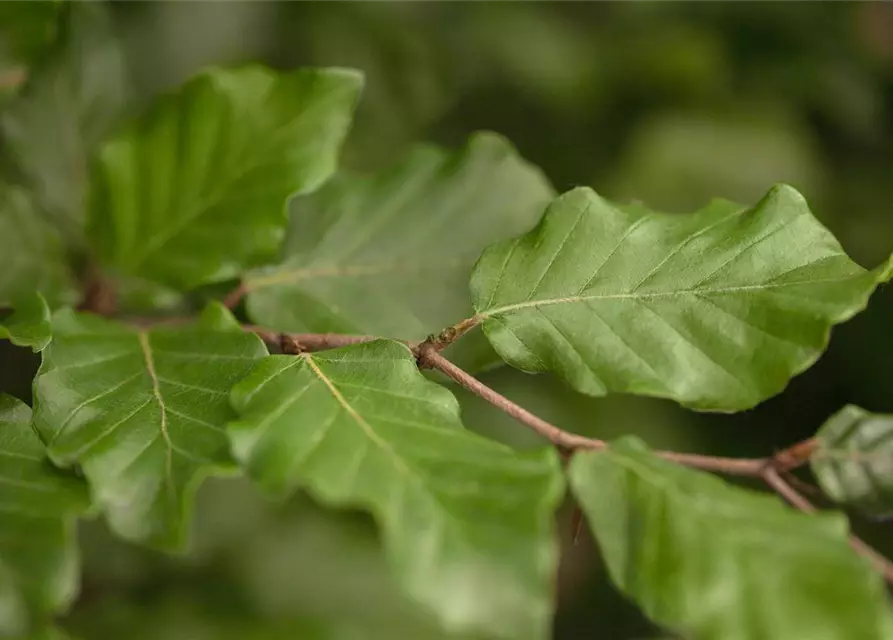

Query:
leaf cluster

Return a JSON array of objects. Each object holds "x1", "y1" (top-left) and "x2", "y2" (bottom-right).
[{"x1": 1, "y1": 4, "x2": 892, "y2": 639}]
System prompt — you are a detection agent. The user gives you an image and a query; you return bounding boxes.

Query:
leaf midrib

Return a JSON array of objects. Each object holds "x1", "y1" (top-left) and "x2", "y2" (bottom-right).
[
  {"x1": 479, "y1": 273, "x2": 866, "y2": 319},
  {"x1": 137, "y1": 331, "x2": 175, "y2": 502}
]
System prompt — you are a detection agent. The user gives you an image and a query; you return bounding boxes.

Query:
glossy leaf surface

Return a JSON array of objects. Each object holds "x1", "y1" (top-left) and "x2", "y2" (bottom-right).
[
  {"x1": 229, "y1": 340, "x2": 564, "y2": 640},
  {"x1": 86, "y1": 65, "x2": 362, "y2": 290},
  {"x1": 32, "y1": 304, "x2": 267, "y2": 548},
  {"x1": 472, "y1": 185, "x2": 891, "y2": 411},
  {"x1": 569, "y1": 437, "x2": 893, "y2": 640}
]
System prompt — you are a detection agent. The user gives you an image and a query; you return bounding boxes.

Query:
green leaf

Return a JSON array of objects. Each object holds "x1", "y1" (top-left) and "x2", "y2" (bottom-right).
[
  {"x1": 811, "y1": 405, "x2": 893, "y2": 517},
  {"x1": 0, "y1": 185, "x2": 77, "y2": 307},
  {"x1": 471, "y1": 185, "x2": 891, "y2": 411},
  {"x1": 86, "y1": 65, "x2": 363, "y2": 291},
  {"x1": 0, "y1": 292, "x2": 52, "y2": 351},
  {"x1": 228, "y1": 340, "x2": 564, "y2": 640},
  {"x1": 568, "y1": 437, "x2": 893, "y2": 640},
  {"x1": 32, "y1": 303, "x2": 268, "y2": 549},
  {"x1": 1, "y1": 2, "x2": 127, "y2": 243},
  {"x1": 0, "y1": 394, "x2": 88, "y2": 637},
  {"x1": 243, "y1": 132, "x2": 553, "y2": 370}
]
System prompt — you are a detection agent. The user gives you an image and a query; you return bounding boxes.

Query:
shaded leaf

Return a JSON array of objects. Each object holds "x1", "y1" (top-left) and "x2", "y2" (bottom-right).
[
  {"x1": 811, "y1": 405, "x2": 893, "y2": 517},
  {"x1": 0, "y1": 394, "x2": 88, "y2": 637},
  {"x1": 569, "y1": 437, "x2": 893, "y2": 640},
  {"x1": 244, "y1": 132, "x2": 553, "y2": 370},
  {"x1": 0, "y1": 185, "x2": 77, "y2": 307},
  {"x1": 1, "y1": 2, "x2": 127, "y2": 243},
  {"x1": 471, "y1": 185, "x2": 891, "y2": 411},
  {"x1": 229, "y1": 340, "x2": 564, "y2": 640},
  {"x1": 0, "y1": 292, "x2": 51, "y2": 351},
  {"x1": 32, "y1": 303, "x2": 267, "y2": 548},
  {"x1": 86, "y1": 65, "x2": 363, "y2": 291}
]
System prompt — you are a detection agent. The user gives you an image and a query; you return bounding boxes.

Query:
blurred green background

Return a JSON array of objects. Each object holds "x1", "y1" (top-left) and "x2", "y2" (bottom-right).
[{"x1": 4, "y1": 2, "x2": 893, "y2": 638}]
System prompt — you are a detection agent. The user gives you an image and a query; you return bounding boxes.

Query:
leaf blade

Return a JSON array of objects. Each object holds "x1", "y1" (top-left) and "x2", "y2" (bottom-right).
[
  {"x1": 0, "y1": 394, "x2": 88, "y2": 637},
  {"x1": 472, "y1": 185, "x2": 888, "y2": 411},
  {"x1": 229, "y1": 340, "x2": 564, "y2": 640},
  {"x1": 811, "y1": 405, "x2": 893, "y2": 517},
  {"x1": 244, "y1": 132, "x2": 554, "y2": 370},
  {"x1": 32, "y1": 303, "x2": 267, "y2": 548},
  {"x1": 86, "y1": 65, "x2": 363, "y2": 290},
  {"x1": 0, "y1": 185, "x2": 77, "y2": 307},
  {"x1": 569, "y1": 437, "x2": 893, "y2": 640},
  {"x1": 1, "y1": 2, "x2": 127, "y2": 243},
  {"x1": 0, "y1": 291, "x2": 52, "y2": 351}
]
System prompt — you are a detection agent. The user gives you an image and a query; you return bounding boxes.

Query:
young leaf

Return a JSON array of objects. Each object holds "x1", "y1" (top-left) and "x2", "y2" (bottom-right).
[
  {"x1": 569, "y1": 437, "x2": 893, "y2": 640},
  {"x1": 243, "y1": 132, "x2": 553, "y2": 370},
  {"x1": 32, "y1": 303, "x2": 267, "y2": 549},
  {"x1": 229, "y1": 340, "x2": 564, "y2": 640},
  {"x1": 86, "y1": 65, "x2": 363, "y2": 291},
  {"x1": 471, "y1": 185, "x2": 891, "y2": 411},
  {"x1": 0, "y1": 292, "x2": 52, "y2": 351},
  {"x1": 1, "y1": 2, "x2": 127, "y2": 243},
  {"x1": 811, "y1": 405, "x2": 893, "y2": 517},
  {"x1": 0, "y1": 185, "x2": 77, "y2": 307},
  {"x1": 0, "y1": 394, "x2": 88, "y2": 637}
]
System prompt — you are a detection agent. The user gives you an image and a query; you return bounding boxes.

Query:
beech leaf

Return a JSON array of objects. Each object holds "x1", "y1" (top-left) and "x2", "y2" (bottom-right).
[
  {"x1": 1, "y1": 1, "x2": 127, "y2": 242},
  {"x1": 86, "y1": 65, "x2": 363, "y2": 291},
  {"x1": 244, "y1": 132, "x2": 553, "y2": 370},
  {"x1": 32, "y1": 303, "x2": 267, "y2": 548},
  {"x1": 811, "y1": 405, "x2": 893, "y2": 517},
  {"x1": 569, "y1": 437, "x2": 893, "y2": 640},
  {"x1": 0, "y1": 185, "x2": 77, "y2": 307},
  {"x1": 228, "y1": 340, "x2": 564, "y2": 640},
  {"x1": 0, "y1": 292, "x2": 51, "y2": 351},
  {"x1": 471, "y1": 185, "x2": 892, "y2": 411},
  {"x1": 0, "y1": 394, "x2": 88, "y2": 637}
]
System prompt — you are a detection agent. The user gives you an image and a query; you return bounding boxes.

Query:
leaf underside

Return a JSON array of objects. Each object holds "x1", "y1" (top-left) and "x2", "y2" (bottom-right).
[
  {"x1": 812, "y1": 405, "x2": 893, "y2": 517},
  {"x1": 471, "y1": 184, "x2": 890, "y2": 411},
  {"x1": 32, "y1": 304, "x2": 267, "y2": 549},
  {"x1": 86, "y1": 65, "x2": 363, "y2": 291},
  {"x1": 229, "y1": 340, "x2": 564, "y2": 640},
  {"x1": 0, "y1": 394, "x2": 87, "y2": 637},
  {"x1": 244, "y1": 131, "x2": 554, "y2": 371},
  {"x1": 569, "y1": 437, "x2": 893, "y2": 640}
]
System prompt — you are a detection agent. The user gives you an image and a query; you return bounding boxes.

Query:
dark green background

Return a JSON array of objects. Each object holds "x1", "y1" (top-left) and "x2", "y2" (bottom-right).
[{"x1": 3, "y1": 2, "x2": 893, "y2": 638}]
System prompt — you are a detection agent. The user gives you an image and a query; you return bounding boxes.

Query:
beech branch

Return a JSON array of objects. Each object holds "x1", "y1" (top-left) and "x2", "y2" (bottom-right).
[{"x1": 762, "y1": 465, "x2": 893, "y2": 584}]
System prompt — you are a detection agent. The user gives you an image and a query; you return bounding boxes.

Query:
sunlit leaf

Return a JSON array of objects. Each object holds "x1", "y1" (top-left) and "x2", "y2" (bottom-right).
[
  {"x1": 0, "y1": 185, "x2": 77, "y2": 307},
  {"x1": 471, "y1": 185, "x2": 892, "y2": 411},
  {"x1": 811, "y1": 405, "x2": 893, "y2": 517},
  {"x1": 569, "y1": 437, "x2": 893, "y2": 640},
  {"x1": 32, "y1": 303, "x2": 267, "y2": 548},
  {"x1": 0, "y1": 394, "x2": 88, "y2": 637},
  {"x1": 229, "y1": 340, "x2": 564, "y2": 640},
  {"x1": 86, "y1": 65, "x2": 363, "y2": 291},
  {"x1": 0, "y1": 292, "x2": 51, "y2": 351},
  {"x1": 2, "y1": 2, "x2": 127, "y2": 243},
  {"x1": 244, "y1": 132, "x2": 553, "y2": 370}
]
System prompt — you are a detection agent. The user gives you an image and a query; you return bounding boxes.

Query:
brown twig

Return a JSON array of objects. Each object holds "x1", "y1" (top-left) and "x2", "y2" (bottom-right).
[
  {"x1": 417, "y1": 344, "x2": 772, "y2": 476},
  {"x1": 222, "y1": 282, "x2": 248, "y2": 310},
  {"x1": 762, "y1": 465, "x2": 893, "y2": 583}
]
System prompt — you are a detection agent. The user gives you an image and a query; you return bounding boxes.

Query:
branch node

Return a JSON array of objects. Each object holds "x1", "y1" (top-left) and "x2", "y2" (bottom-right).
[{"x1": 279, "y1": 334, "x2": 306, "y2": 355}]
